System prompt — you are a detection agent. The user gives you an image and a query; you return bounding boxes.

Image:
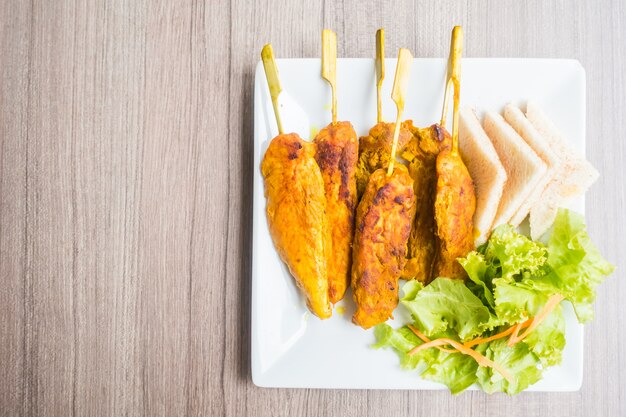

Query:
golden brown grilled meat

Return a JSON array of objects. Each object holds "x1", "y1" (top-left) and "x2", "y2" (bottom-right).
[
  {"x1": 401, "y1": 123, "x2": 452, "y2": 282},
  {"x1": 351, "y1": 165, "x2": 416, "y2": 329},
  {"x1": 261, "y1": 133, "x2": 332, "y2": 319},
  {"x1": 433, "y1": 146, "x2": 476, "y2": 280},
  {"x1": 355, "y1": 122, "x2": 412, "y2": 198},
  {"x1": 314, "y1": 121, "x2": 358, "y2": 303}
]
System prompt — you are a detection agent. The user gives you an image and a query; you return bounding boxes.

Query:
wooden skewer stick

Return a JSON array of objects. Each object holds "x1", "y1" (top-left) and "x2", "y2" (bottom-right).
[
  {"x1": 261, "y1": 44, "x2": 284, "y2": 135},
  {"x1": 449, "y1": 26, "x2": 463, "y2": 154},
  {"x1": 322, "y1": 29, "x2": 338, "y2": 125},
  {"x1": 440, "y1": 26, "x2": 463, "y2": 131},
  {"x1": 440, "y1": 55, "x2": 453, "y2": 128},
  {"x1": 375, "y1": 29, "x2": 385, "y2": 123},
  {"x1": 387, "y1": 48, "x2": 413, "y2": 177}
]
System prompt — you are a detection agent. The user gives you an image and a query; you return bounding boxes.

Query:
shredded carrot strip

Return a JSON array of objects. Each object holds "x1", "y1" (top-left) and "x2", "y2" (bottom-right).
[
  {"x1": 510, "y1": 294, "x2": 565, "y2": 344},
  {"x1": 463, "y1": 318, "x2": 532, "y2": 349},
  {"x1": 407, "y1": 325, "x2": 457, "y2": 353},
  {"x1": 408, "y1": 337, "x2": 513, "y2": 383},
  {"x1": 507, "y1": 321, "x2": 526, "y2": 347}
]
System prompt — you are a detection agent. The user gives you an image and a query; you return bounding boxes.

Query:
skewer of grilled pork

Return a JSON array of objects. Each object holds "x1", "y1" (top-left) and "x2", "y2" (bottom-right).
[
  {"x1": 352, "y1": 48, "x2": 417, "y2": 329},
  {"x1": 313, "y1": 30, "x2": 358, "y2": 304},
  {"x1": 432, "y1": 26, "x2": 476, "y2": 280},
  {"x1": 356, "y1": 29, "x2": 413, "y2": 198},
  {"x1": 400, "y1": 122, "x2": 451, "y2": 282},
  {"x1": 260, "y1": 44, "x2": 332, "y2": 319}
]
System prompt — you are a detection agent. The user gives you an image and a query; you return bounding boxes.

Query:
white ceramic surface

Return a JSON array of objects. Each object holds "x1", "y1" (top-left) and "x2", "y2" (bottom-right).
[{"x1": 252, "y1": 58, "x2": 586, "y2": 391}]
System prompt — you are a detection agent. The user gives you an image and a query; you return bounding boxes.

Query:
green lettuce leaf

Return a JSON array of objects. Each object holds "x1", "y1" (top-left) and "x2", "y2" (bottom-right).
[
  {"x1": 522, "y1": 304, "x2": 566, "y2": 366},
  {"x1": 545, "y1": 209, "x2": 615, "y2": 322},
  {"x1": 421, "y1": 351, "x2": 478, "y2": 394},
  {"x1": 400, "y1": 279, "x2": 423, "y2": 301},
  {"x1": 373, "y1": 324, "x2": 437, "y2": 370},
  {"x1": 475, "y1": 339, "x2": 542, "y2": 395},
  {"x1": 459, "y1": 252, "x2": 496, "y2": 310},
  {"x1": 373, "y1": 323, "x2": 477, "y2": 394},
  {"x1": 401, "y1": 277, "x2": 494, "y2": 341},
  {"x1": 482, "y1": 224, "x2": 548, "y2": 281},
  {"x1": 493, "y1": 278, "x2": 552, "y2": 323}
]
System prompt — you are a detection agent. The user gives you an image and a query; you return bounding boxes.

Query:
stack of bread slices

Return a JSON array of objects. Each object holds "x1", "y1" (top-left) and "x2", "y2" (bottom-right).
[{"x1": 459, "y1": 101, "x2": 598, "y2": 245}]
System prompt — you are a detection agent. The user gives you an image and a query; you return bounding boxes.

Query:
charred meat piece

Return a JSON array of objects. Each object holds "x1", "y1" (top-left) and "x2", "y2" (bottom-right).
[
  {"x1": 432, "y1": 146, "x2": 476, "y2": 280},
  {"x1": 351, "y1": 165, "x2": 416, "y2": 329},
  {"x1": 314, "y1": 121, "x2": 358, "y2": 303},
  {"x1": 401, "y1": 122, "x2": 451, "y2": 282},
  {"x1": 261, "y1": 133, "x2": 332, "y2": 319},
  {"x1": 355, "y1": 122, "x2": 412, "y2": 198}
]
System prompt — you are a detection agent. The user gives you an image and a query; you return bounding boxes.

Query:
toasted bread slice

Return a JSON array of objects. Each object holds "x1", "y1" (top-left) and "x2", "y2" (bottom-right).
[
  {"x1": 525, "y1": 101, "x2": 599, "y2": 239},
  {"x1": 459, "y1": 108, "x2": 507, "y2": 245},
  {"x1": 504, "y1": 104, "x2": 562, "y2": 225},
  {"x1": 529, "y1": 201, "x2": 558, "y2": 241},
  {"x1": 483, "y1": 112, "x2": 547, "y2": 228}
]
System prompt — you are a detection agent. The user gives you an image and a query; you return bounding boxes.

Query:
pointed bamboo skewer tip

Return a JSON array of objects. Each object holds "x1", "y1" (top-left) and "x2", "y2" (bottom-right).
[
  {"x1": 375, "y1": 29, "x2": 385, "y2": 123},
  {"x1": 261, "y1": 44, "x2": 284, "y2": 135},
  {"x1": 322, "y1": 29, "x2": 338, "y2": 125},
  {"x1": 440, "y1": 26, "x2": 463, "y2": 130},
  {"x1": 387, "y1": 48, "x2": 413, "y2": 177},
  {"x1": 450, "y1": 26, "x2": 463, "y2": 154},
  {"x1": 439, "y1": 26, "x2": 463, "y2": 154}
]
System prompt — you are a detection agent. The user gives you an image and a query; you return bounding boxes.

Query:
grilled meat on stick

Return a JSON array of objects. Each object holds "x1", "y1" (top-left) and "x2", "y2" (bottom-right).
[
  {"x1": 352, "y1": 48, "x2": 417, "y2": 329},
  {"x1": 401, "y1": 123, "x2": 451, "y2": 282},
  {"x1": 432, "y1": 26, "x2": 476, "y2": 280},
  {"x1": 357, "y1": 122, "x2": 413, "y2": 197},
  {"x1": 355, "y1": 30, "x2": 449, "y2": 284},
  {"x1": 313, "y1": 30, "x2": 358, "y2": 303},
  {"x1": 260, "y1": 45, "x2": 332, "y2": 319},
  {"x1": 402, "y1": 28, "x2": 475, "y2": 283},
  {"x1": 356, "y1": 29, "x2": 413, "y2": 198}
]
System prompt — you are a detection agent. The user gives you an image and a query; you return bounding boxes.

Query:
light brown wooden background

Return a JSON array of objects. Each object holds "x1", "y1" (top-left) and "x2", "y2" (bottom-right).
[{"x1": 1, "y1": 1, "x2": 624, "y2": 416}]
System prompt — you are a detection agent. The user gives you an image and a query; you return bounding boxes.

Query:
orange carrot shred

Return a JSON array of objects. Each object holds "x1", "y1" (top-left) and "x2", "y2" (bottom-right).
[
  {"x1": 507, "y1": 321, "x2": 525, "y2": 347},
  {"x1": 408, "y1": 337, "x2": 513, "y2": 383},
  {"x1": 463, "y1": 318, "x2": 532, "y2": 349},
  {"x1": 407, "y1": 325, "x2": 456, "y2": 353},
  {"x1": 511, "y1": 293, "x2": 565, "y2": 344}
]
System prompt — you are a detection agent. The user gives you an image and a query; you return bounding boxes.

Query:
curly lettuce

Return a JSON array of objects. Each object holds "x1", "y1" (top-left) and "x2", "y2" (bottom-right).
[{"x1": 374, "y1": 209, "x2": 614, "y2": 395}]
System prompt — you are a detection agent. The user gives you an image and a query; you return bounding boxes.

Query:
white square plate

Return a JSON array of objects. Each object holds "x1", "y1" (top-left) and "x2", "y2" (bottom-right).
[{"x1": 252, "y1": 58, "x2": 586, "y2": 391}]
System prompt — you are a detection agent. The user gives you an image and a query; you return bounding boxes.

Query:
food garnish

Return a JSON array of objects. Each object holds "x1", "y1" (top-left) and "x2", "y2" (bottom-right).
[{"x1": 374, "y1": 209, "x2": 614, "y2": 394}]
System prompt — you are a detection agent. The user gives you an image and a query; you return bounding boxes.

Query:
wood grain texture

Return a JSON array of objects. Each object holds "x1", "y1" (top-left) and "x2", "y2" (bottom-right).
[{"x1": 0, "y1": 0, "x2": 624, "y2": 416}]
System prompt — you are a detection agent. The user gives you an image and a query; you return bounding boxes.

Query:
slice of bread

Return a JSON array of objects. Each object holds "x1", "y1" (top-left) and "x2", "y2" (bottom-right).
[
  {"x1": 483, "y1": 112, "x2": 547, "y2": 228},
  {"x1": 525, "y1": 101, "x2": 599, "y2": 239},
  {"x1": 459, "y1": 108, "x2": 507, "y2": 245},
  {"x1": 504, "y1": 104, "x2": 562, "y2": 226},
  {"x1": 529, "y1": 201, "x2": 558, "y2": 242}
]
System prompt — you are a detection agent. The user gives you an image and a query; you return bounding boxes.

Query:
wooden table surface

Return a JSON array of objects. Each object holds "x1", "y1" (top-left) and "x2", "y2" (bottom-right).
[{"x1": 1, "y1": 1, "x2": 624, "y2": 416}]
